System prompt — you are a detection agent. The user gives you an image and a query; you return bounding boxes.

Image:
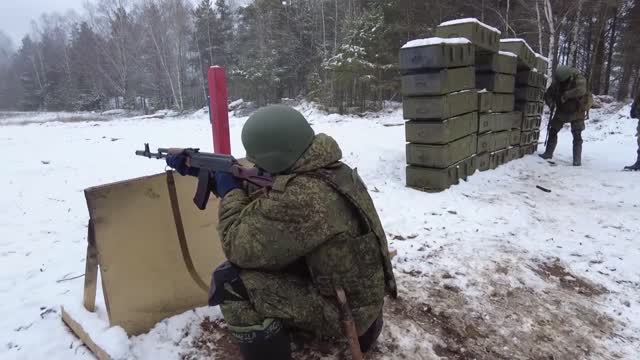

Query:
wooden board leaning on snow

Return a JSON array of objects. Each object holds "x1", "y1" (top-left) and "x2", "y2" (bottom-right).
[
  {"x1": 402, "y1": 37, "x2": 471, "y2": 49},
  {"x1": 438, "y1": 17, "x2": 501, "y2": 34}
]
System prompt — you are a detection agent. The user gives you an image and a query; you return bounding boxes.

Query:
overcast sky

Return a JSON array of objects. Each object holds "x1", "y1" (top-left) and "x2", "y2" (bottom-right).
[
  {"x1": 0, "y1": 0, "x2": 250, "y2": 47},
  {"x1": 0, "y1": 0, "x2": 86, "y2": 45}
]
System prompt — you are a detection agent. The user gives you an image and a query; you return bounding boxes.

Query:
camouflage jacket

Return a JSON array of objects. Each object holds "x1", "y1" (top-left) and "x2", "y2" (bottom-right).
[
  {"x1": 218, "y1": 134, "x2": 397, "y2": 300},
  {"x1": 545, "y1": 68, "x2": 588, "y2": 119}
]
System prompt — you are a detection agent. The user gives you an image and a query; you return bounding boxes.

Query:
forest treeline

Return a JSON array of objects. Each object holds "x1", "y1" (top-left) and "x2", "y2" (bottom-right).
[{"x1": 0, "y1": 0, "x2": 639, "y2": 114}]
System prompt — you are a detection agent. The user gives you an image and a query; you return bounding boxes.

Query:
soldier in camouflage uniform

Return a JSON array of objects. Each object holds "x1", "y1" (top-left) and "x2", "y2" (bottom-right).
[
  {"x1": 540, "y1": 65, "x2": 589, "y2": 166},
  {"x1": 625, "y1": 93, "x2": 640, "y2": 171},
  {"x1": 167, "y1": 105, "x2": 397, "y2": 360}
]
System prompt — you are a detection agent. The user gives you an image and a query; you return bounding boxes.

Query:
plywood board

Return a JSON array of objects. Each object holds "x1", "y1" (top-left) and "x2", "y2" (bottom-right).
[
  {"x1": 61, "y1": 307, "x2": 114, "y2": 360},
  {"x1": 84, "y1": 172, "x2": 226, "y2": 335}
]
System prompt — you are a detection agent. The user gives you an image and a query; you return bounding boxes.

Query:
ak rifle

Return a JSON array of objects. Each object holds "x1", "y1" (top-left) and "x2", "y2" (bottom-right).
[{"x1": 135, "y1": 143, "x2": 272, "y2": 210}]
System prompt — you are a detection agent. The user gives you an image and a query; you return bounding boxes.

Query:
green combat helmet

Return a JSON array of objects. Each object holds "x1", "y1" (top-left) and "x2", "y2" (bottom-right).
[
  {"x1": 242, "y1": 105, "x2": 315, "y2": 174},
  {"x1": 555, "y1": 65, "x2": 573, "y2": 82}
]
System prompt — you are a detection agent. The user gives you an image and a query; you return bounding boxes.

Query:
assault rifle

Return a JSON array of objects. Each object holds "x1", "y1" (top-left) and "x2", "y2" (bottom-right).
[
  {"x1": 135, "y1": 143, "x2": 273, "y2": 210},
  {"x1": 545, "y1": 104, "x2": 556, "y2": 147}
]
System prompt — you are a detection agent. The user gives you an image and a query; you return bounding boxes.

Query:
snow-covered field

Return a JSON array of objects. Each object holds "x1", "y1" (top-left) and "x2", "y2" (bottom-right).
[{"x1": 1, "y1": 102, "x2": 639, "y2": 359}]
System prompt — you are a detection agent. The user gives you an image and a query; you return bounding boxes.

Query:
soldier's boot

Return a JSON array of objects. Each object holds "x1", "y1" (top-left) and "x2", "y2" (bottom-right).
[
  {"x1": 572, "y1": 130, "x2": 583, "y2": 166},
  {"x1": 235, "y1": 320, "x2": 292, "y2": 360},
  {"x1": 539, "y1": 129, "x2": 558, "y2": 160},
  {"x1": 359, "y1": 312, "x2": 384, "y2": 353},
  {"x1": 624, "y1": 152, "x2": 640, "y2": 171},
  {"x1": 209, "y1": 262, "x2": 292, "y2": 360}
]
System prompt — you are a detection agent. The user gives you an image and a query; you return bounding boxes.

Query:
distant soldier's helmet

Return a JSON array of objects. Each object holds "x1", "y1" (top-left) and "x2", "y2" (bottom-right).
[
  {"x1": 242, "y1": 105, "x2": 315, "y2": 174},
  {"x1": 555, "y1": 65, "x2": 573, "y2": 82}
]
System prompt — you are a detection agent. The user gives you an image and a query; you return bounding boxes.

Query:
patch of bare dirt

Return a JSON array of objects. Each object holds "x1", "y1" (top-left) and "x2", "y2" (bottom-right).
[
  {"x1": 179, "y1": 262, "x2": 621, "y2": 360},
  {"x1": 180, "y1": 317, "x2": 241, "y2": 360},
  {"x1": 531, "y1": 259, "x2": 609, "y2": 296}
]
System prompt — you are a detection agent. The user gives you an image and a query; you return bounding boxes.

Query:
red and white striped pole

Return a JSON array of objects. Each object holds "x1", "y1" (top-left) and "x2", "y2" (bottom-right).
[{"x1": 207, "y1": 67, "x2": 231, "y2": 155}]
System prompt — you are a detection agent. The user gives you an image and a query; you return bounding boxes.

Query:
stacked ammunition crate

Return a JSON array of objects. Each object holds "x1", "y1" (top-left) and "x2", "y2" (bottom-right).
[
  {"x1": 436, "y1": 19, "x2": 521, "y2": 172},
  {"x1": 400, "y1": 37, "x2": 478, "y2": 191},
  {"x1": 500, "y1": 39, "x2": 545, "y2": 156}
]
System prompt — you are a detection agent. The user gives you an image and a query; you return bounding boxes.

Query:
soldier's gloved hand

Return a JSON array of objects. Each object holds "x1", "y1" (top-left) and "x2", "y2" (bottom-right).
[
  {"x1": 214, "y1": 172, "x2": 241, "y2": 198},
  {"x1": 166, "y1": 154, "x2": 198, "y2": 177}
]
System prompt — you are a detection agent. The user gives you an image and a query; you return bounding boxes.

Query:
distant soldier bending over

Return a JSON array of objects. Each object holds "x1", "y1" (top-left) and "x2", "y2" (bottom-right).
[{"x1": 540, "y1": 65, "x2": 590, "y2": 166}]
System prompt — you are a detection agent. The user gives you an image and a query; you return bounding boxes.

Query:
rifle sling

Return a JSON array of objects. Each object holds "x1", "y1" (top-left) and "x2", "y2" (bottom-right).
[{"x1": 166, "y1": 171, "x2": 209, "y2": 293}]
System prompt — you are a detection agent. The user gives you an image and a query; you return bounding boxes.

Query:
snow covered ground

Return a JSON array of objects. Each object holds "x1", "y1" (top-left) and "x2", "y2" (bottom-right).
[{"x1": 1, "y1": 102, "x2": 639, "y2": 359}]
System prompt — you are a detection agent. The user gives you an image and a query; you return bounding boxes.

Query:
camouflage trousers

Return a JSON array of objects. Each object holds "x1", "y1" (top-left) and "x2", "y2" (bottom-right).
[
  {"x1": 636, "y1": 120, "x2": 640, "y2": 155},
  {"x1": 219, "y1": 270, "x2": 383, "y2": 339},
  {"x1": 548, "y1": 114, "x2": 585, "y2": 146}
]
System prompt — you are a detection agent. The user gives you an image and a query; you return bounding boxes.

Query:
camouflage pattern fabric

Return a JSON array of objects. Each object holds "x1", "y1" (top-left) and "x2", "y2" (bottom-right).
[
  {"x1": 633, "y1": 94, "x2": 640, "y2": 155},
  {"x1": 636, "y1": 119, "x2": 640, "y2": 155},
  {"x1": 545, "y1": 67, "x2": 588, "y2": 122},
  {"x1": 217, "y1": 133, "x2": 395, "y2": 337}
]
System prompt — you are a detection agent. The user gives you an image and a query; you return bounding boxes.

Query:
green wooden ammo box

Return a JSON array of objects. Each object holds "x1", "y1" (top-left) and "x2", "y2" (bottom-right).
[
  {"x1": 492, "y1": 93, "x2": 515, "y2": 112},
  {"x1": 510, "y1": 129, "x2": 521, "y2": 146},
  {"x1": 478, "y1": 91, "x2": 492, "y2": 112},
  {"x1": 458, "y1": 155, "x2": 478, "y2": 181},
  {"x1": 509, "y1": 111, "x2": 523, "y2": 129},
  {"x1": 406, "y1": 133, "x2": 477, "y2": 168},
  {"x1": 526, "y1": 143, "x2": 536, "y2": 154},
  {"x1": 521, "y1": 115, "x2": 541, "y2": 130},
  {"x1": 406, "y1": 155, "x2": 477, "y2": 191},
  {"x1": 406, "y1": 164, "x2": 459, "y2": 191},
  {"x1": 477, "y1": 152, "x2": 491, "y2": 171},
  {"x1": 477, "y1": 132, "x2": 496, "y2": 153},
  {"x1": 403, "y1": 90, "x2": 478, "y2": 120},
  {"x1": 405, "y1": 112, "x2": 478, "y2": 145},
  {"x1": 490, "y1": 148, "x2": 509, "y2": 169},
  {"x1": 515, "y1": 86, "x2": 544, "y2": 102},
  {"x1": 475, "y1": 52, "x2": 517, "y2": 75},
  {"x1": 476, "y1": 73, "x2": 516, "y2": 94},
  {"x1": 515, "y1": 71, "x2": 546, "y2": 88},
  {"x1": 508, "y1": 146, "x2": 521, "y2": 161},
  {"x1": 535, "y1": 54, "x2": 549, "y2": 73},
  {"x1": 493, "y1": 131, "x2": 510, "y2": 150},
  {"x1": 479, "y1": 112, "x2": 521, "y2": 133},
  {"x1": 435, "y1": 18, "x2": 501, "y2": 53},
  {"x1": 520, "y1": 131, "x2": 534, "y2": 144},
  {"x1": 399, "y1": 38, "x2": 475, "y2": 73},
  {"x1": 499, "y1": 39, "x2": 536, "y2": 70},
  {"x1": 533, "y1": 130, "x2": 541, "y2": 143},
  {"x1": 515, "y1": 101, "x2": 544, "y2": 116},
  {"x1": 401, "y1": 67, "x2": 475, "y2": 96}
]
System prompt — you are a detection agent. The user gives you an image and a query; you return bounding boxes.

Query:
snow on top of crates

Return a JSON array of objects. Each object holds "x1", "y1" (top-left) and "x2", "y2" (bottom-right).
[
  {"x1": 438, "y1": 18, "x2": 501, "y2": 35},
  {"x1": 478, "y1": 89, "x2": 489, "y2": 93},
  {"x1": 499, "y1": 51, "x2": 517, "y2": 58},
  {"x1": 535, "y1": 53, "x2": 549, "y2": 61},
  {"x1": 501, "y1": 38, "x2": 535, "y2": 57},
  {"x1": 401, "y1": 37, "x2": 471, "y2": 49}
]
